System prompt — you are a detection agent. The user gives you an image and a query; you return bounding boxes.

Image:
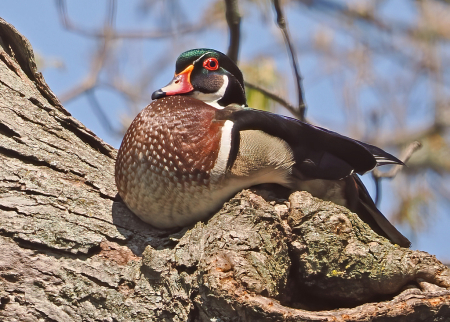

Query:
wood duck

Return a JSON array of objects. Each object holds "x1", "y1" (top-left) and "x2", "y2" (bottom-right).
[{"x1": 115, "y1": 48, "x2": 410, "y2": 247}]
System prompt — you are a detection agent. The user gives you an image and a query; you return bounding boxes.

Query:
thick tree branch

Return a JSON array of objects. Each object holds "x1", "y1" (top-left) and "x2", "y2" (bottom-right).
[{"x1": 225, "y1": 0, "x2": 241, "y2": 63}]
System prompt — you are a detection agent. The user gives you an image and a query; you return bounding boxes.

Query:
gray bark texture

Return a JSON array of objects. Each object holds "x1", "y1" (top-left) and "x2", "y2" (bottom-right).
[{"x1": 1, "y1": 17, "x2": 450, "y2": 321}]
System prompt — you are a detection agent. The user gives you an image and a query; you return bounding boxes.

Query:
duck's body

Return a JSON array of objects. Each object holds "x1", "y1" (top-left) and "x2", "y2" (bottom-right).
[
  {"x1": 115, "y1": 96, "x2": 293, "y2": 228},
  {"x1": 115, "y1": 48, "x2": 410, "y2": 247}
]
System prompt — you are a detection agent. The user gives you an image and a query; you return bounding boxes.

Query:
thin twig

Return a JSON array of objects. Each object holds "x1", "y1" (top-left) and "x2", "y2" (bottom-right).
[
  {"x1": 86, "y1": 90, "x2": 119, "y2": 136},
  {"x1": 244, "y1": 81, "x2": 301, "y2": 119},
  {"x1": 107, "y1": 0, "x2": 116, "y2": 27},
  {"x1": 56, "y1": 0, "x2": 212, "y2": 39},
  {"x1": 59, "y1": 36, "x2": 111, "y2": 103},
  {"x1": 372, "y1": 141, "x2": 422, "y2": 205},
  {"x1": 273, "y1": 0, "x2": 307, "y2": 121},
  {"x1": 373, "y1": 141, "x2": 423, "y2": 178},
  {"x1": 224, "y1": 0, "x2": 241, "y2": 63}
]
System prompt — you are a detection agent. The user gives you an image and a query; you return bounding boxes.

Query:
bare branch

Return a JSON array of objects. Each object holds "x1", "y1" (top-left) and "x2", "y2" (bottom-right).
[
  {"x1": 374, "y1": 141, "x2": 423, "y2": 179},
  {"x1": 107, "y1": 0, "x2": 116, "y2": 28},
  {"x1": 86, "y1": 90, "x2": 119, "y2": 136},
  {"x1": 273, "y1": 0, "x2": 307, "y2": 121},
  {"x1": 56, "y1": 0, "x2": 213, "y2": 39},
  {"x1": 372, "y1": 141, "x2": 423, "y2": 205},
  {"x1": 225, "y1": 0, "x2": 241, "y2": 63},
  {"x1": 58, "y1": 35, "x2": 111, "y2": 103},
  {"x1": 244, "y1": 81, "x2": 302, "y2": 119}
]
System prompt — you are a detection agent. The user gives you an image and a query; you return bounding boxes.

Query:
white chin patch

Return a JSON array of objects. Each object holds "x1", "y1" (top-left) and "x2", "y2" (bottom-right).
[{"x1": 189, "y1": 75, "x2": 229, "y2": 109}]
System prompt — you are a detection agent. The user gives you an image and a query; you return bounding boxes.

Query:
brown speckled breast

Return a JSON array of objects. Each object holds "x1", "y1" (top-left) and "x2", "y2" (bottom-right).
[{"x1": 115, "y1": 96, "x2": 227, "y2": 228}]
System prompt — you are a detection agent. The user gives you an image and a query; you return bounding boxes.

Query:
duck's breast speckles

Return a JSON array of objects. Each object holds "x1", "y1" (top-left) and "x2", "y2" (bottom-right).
[{"x1": 115, "y1": 96, "x2": 227, "y2": 227}]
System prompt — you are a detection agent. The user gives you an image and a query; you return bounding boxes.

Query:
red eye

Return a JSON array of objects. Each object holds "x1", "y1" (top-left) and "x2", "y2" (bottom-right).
[{"x1": 203, "y1": 58, "x2": 219, "y2": 71}]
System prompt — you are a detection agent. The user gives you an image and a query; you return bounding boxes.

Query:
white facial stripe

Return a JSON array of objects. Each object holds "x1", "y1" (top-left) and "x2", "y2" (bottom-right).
[
  {"x1": 189, "y1": 75, "x2": 229, "y2": 110},
  {"x1": 214, "y1": 75, "x2": 228, "y2": 103},
  {"x1": 210, "y1": 120, "x2": 234, "y2": 180},
  {"x1": 193, "y1": 52, "x2": 212, "y2": 66}
]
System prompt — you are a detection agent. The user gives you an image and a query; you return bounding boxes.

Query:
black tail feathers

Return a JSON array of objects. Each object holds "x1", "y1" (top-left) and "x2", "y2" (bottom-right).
[{"x1": 347, "y1": 175, "x2": 411, "y2": 248}]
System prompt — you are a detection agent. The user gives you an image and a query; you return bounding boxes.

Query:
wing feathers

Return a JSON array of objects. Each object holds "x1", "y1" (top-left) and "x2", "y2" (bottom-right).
[
  {"x1": 216, "y1": 106, "x2": 401, "y2": 180},
  {"x1": 357, "y1": 141, "x2": 404, "y2": 166}
]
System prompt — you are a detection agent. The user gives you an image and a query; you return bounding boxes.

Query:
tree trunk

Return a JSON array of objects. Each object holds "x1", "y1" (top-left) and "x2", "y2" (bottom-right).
[{"x1": 1, "y1": 18, "x2": 450, "y2": 321}]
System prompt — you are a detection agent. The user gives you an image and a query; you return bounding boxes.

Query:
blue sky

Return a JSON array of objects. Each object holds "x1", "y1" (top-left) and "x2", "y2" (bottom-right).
[{"x1": 2, "y1": 0, "x2": 449, "y2": 261}]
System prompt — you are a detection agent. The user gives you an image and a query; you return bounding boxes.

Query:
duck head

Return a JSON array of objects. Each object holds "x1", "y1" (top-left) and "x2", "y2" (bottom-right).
[{"x1": 151, "y1": 48, "x2": 247, "y2": 108}]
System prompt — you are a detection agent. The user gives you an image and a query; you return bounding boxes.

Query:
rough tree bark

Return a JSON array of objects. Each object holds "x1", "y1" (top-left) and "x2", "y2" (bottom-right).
[{"x1": 1, "y1": 18, "x2": 450, "y2": 322}]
